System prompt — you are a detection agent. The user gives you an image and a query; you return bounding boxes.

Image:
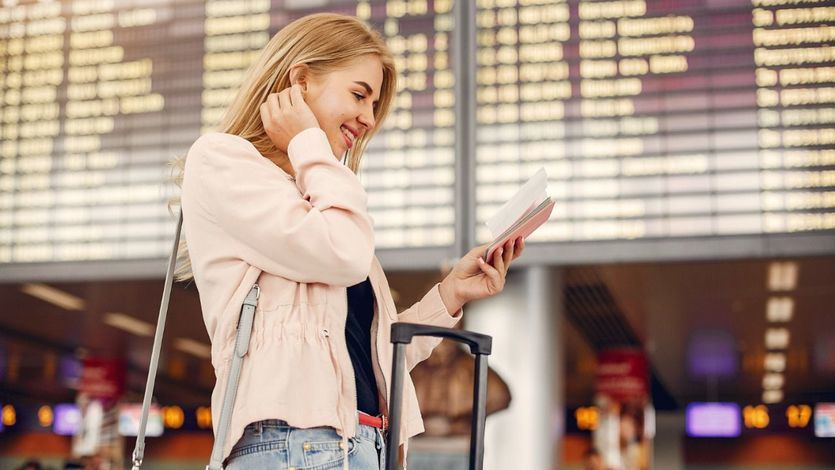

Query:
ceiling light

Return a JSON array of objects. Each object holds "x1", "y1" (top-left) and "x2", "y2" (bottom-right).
[
  {"x1": 174, "y1": 338, "x2": 211, "y2": 359},
  {"x1": 766, "y1": 297, "x2": 793, "y2": 322},
  {"x1": 762, "y1": 373, "x2": 784, "y2": 390},
  {"x1": 765, "y1": 328, "x2": 790, "y2": 349},
  {"x1": 763, "y1": 389, "x2": 784, "y2": 404},
  {"x1": 21, "y1": 283, "x2": 85, "y2": 311},
  {"x1": 764, "y1": 352, "x2": 786, "y2": 372},
  {"x1": 768, "y1": 261, "x2": 798, "y2": 291},
  {"x1": 103, "y1": 313, "x2": 154, "y2": 337}
]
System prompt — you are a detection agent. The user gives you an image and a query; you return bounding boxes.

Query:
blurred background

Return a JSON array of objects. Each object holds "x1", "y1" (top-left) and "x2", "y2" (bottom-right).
[{"x1": 1, "y1": 0, "x2": 834, "y2": 468}]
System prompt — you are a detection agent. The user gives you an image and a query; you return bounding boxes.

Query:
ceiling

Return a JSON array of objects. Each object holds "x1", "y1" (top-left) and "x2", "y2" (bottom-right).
[{"x1": 598, "y1": 256, "x2": 835, "y2": 405}]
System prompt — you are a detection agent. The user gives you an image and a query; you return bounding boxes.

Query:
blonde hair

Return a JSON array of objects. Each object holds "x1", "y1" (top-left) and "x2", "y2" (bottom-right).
[{"x1": 170, "y1": 13, "x2": 397, "y2": 281}]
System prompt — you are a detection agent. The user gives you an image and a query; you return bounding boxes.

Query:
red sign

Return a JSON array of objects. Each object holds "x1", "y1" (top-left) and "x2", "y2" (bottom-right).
[
  {"x1": 596, "y1": 348, "x2": 648, "y2": 402},
  {"x1": 79, "y1": 358, "x2": 125, "y2": 402}
]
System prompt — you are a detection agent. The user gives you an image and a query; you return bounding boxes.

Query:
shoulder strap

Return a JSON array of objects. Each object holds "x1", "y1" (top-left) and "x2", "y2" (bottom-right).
[
  {"x1": 206, "y1": 284, "x2": 259, "y2": 470},
  {"x1": 131, "y1": 211, "x2": 183, "y2": 470},
  {"x1": 130, "y1": 212, "x2": 260, "y2": 470}
]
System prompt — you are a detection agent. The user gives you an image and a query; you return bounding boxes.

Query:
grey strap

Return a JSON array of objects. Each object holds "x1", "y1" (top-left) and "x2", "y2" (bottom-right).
[
  {"x1": 131, "y1": 212, "x2": 260, "y2": 470},
  {"x1": 131, "y1": 211, "x2": 183, "y2": 470},
  {"x1": 207, "y1": 284, "x2": 259, "y2": 470}
]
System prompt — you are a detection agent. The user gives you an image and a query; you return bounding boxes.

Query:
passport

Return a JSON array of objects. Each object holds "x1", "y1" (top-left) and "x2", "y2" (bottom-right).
[{"x1": 483, "y1": 167, "x2": 554, "y2": 264}]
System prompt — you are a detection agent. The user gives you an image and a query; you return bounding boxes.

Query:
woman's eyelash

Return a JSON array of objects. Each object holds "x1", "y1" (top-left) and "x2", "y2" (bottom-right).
[{"x1": 352, "y1": 92, "x2": 364, "y2": 101}]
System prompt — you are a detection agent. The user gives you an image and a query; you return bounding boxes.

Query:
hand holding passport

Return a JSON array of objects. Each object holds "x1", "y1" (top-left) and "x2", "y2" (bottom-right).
[{"x1": 483, "y1": 168, "x2": 554, "y2": 264}]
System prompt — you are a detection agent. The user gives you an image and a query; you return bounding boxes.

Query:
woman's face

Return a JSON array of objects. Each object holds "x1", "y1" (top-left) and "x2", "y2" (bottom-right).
[{"x1": 302, "y1": 55, "x2": 384, "y2": 159}]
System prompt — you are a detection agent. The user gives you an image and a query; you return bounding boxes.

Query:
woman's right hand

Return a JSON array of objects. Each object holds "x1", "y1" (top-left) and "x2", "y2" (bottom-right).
[{"x1": 259, "y1": 84, "x2": 320, "y2": 152}]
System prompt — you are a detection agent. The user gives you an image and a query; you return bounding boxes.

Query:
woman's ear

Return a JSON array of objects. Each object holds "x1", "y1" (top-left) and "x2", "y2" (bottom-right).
[{"x1": 288, "y1": 64, "x2": 309, "y2": 92}]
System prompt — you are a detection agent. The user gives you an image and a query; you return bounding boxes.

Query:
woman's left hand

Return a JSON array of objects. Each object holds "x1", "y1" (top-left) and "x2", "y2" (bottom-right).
[{"x1": 439, "y1": 237, "x2": 525, "y2": 311}]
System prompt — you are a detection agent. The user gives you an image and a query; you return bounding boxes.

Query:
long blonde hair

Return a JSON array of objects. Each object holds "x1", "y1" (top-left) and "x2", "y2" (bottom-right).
[{"x1": 170, "y1": 13, "x2": 397, "y2": 281}]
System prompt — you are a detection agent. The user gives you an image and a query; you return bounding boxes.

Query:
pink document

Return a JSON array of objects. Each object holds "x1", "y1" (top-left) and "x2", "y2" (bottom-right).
[{"x1": 484, "y1": 197, "x2": 555, "y2": 264}]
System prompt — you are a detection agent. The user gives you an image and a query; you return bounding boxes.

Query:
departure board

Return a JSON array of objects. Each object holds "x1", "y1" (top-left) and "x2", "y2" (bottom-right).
[
  {"x1": 474, "y1": 0, "x2": 835, "y2": 244},
  {"x1": 200, "y1": 0, "x2": 459, "y2": 250},
  {"x1": 0, "y1": 0, "x2": 834, "y2": 272},
  {"x1": 0, "y1": 0, "x2": 457, "y2": 268}
]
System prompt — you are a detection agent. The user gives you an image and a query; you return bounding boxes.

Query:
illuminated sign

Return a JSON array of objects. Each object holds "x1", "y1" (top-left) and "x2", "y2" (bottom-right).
[
  {"x1": 686, "y1": 402, "x2": 741, "y2": 438},
  {"x1": 1, "y1": 404, "x2": 15, "y2": 428},
  {"x1": 743, "y1": 404, "x2": 770, "y2": 429},
  {"x1": 786, "y1": 404, "x2": 812, "y2": 429},
  {"x1": 53, "y1": 403, "x2": 81, "y2": 436},
  {"x1": 117, "y1": 403, "x2": 162, "y2": 437},
  {"x1": 196, "y1": 406, "x2": 212, "y2": 429},
  {"x1": 687, "y1": 330, "x2": 738, "y2": 378},
  {"x1": 814, "y1": 403, "x2": 835, "y2": 438},
  {"x1": 37, "y1": 405, "x2": 53, "y2": 427},
  {"x1": 474, "y1": 0, "x2": 835, "y2": 244},
  {"x1": 575, "y1": 406, "x2": 599, "y2": 431},
  {"x1": 162, "y1": 405, "x2": 184, "y2": 429}
]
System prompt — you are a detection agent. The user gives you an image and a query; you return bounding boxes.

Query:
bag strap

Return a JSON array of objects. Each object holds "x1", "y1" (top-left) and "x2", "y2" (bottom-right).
[
  {"x1": 131, "y1": 211, "x2": 183, "y2": 470},
  {"x1": 131, "y1": 212, "x2": 260, "y2": 470},
  {"x1": 206, "y1": 283, "x2": 259, "y2": 470}
]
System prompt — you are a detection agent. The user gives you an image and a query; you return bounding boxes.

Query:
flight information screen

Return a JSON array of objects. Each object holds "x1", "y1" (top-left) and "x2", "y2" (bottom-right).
[
  {"x1": 0, "y1": 0, "x2": 833, "y2": 270},
  {"x1": 474, "y1": 0, "x2": 835, "y2": 244}
]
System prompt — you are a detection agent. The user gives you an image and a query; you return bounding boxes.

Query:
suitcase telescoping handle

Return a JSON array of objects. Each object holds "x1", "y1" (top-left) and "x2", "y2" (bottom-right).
[{"x1": 385, "y1": 323, "x2": 493, "y2": 470}]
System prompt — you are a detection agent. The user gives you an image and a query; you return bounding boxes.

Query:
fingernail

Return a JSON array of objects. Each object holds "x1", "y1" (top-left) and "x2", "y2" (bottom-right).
[{"x1": 478, "y1": 257, "x2": 484, "y2": 264}]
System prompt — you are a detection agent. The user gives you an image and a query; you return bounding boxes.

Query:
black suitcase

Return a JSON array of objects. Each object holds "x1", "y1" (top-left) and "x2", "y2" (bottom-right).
[{"x1": 385, "y1": 322, "x2": 493, "y2": 470}]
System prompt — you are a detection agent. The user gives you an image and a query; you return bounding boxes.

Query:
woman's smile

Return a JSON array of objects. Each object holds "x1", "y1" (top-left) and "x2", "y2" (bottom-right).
[{"x1": 340, "y1": 124, "x2": 357, "y2": 149}]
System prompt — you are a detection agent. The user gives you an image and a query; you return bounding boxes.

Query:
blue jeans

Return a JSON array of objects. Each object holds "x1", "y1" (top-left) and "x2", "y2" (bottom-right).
[{"x1": 225, "y1": 418, "x2": 386, "y2": 470}]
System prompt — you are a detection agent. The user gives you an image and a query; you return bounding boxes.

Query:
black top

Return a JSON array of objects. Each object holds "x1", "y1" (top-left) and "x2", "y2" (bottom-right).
[{"x1": 345, "y1": 276, "x2": 380, "y2": 416}]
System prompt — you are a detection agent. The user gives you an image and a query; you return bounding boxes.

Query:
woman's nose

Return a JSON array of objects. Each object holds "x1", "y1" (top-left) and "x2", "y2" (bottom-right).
[{"x1": 358, "y1": 106, "x2": 375, "y2": 131}]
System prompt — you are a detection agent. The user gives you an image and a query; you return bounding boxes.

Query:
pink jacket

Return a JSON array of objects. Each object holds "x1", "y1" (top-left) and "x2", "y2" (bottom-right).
[{"x1": 180, "y1": 128, "x2": 462, "y2": 463}]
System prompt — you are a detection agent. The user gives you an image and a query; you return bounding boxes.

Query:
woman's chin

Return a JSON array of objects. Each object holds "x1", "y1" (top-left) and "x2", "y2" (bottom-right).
[{"x1": 327, "y1": 139, "x2": 347, "y2": 160}]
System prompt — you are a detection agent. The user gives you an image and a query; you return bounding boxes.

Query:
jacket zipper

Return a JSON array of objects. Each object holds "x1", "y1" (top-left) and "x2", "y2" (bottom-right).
[
  {"x1": 341, "y1": 290, "x2": 359, "y2": 432},
  {"x1": 372, "y1": 296, "x2": 389, "y2": 416},
  {"x1": 369, "y1": 265, "x2": 390, "y2": 418}
]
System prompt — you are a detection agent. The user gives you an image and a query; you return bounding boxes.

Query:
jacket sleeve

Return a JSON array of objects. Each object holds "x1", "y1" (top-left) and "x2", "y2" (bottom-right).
[
  {"x1": 397, "y1": 283, "x2": 463, "y2": 371},
  {"x1": 187, "y1": 128, "x2": 374, "y2": 286}
]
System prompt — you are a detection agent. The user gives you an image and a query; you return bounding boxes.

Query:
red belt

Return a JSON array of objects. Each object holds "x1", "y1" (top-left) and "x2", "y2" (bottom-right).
[{"x1": 358, "y1": 412, "x2": 388, "y2": 430}]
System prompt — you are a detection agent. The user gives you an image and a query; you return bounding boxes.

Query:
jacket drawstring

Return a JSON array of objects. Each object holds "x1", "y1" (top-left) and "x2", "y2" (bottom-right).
[{"x1": 322, "y1": 327, "x2": 350, "y2": 469}]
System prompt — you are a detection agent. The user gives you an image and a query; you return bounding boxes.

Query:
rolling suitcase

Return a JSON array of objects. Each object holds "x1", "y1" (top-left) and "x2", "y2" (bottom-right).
[{"x1": 385, "y1": 322, "x2": 493, "y2": 470}]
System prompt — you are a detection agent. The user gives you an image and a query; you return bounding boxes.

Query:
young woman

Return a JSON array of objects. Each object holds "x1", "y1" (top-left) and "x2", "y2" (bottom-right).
[{"x1": 177, "y1": 13, "x2": 523, "y2": 469}]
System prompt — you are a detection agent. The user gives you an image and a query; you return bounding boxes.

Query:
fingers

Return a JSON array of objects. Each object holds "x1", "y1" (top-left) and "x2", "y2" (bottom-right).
[
  {"x1": 289, "y1": 83, "x2": 305, "y2": 107},
  {"x1": 493, "y1": 246, "x2": 505, "y2": 273},
  {"x1": 503, "y1": 239, "x2": 514, "y2": 268},
  {"x1": 277, "y1": 88, "x2": 291, "y2": 110},
  {"x1": 478, "y1": 255, "x2": 502, "y2": 288},
  {"x1": 259, "y1": 102, "x2": 270, "y2": 127},
  {"x1": 505, "y1": 237, "x2": 525, "y2": 263},
  {"x1": 268, "y1": 92, "x2": 279, "y2": 112}
]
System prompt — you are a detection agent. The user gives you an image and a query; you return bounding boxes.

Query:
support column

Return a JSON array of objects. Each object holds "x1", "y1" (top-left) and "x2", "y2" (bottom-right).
[
  {"x1": 453, "y1": 0, "x2": 476, "y2": 256},
  {"x1": 464, "y1": 265, "x2": 563, "y2": 469},
  {"x1": 653, "y1": 411, "x2": 685, "y2": 470}
]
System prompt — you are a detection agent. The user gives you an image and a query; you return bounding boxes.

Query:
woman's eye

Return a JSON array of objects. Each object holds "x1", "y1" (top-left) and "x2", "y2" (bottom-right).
[{"x1": 352, "y1": 92, "x2": 364, "y2": 101}]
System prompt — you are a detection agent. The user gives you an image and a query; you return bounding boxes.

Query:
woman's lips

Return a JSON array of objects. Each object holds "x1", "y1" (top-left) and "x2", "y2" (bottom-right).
[{"x1": 341, "y1": 125, "x2": 354, "y2": 149}]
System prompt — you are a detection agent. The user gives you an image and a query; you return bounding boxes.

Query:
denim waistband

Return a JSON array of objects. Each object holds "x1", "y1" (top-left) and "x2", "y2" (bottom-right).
[
  {"x1": 248, "y1": 418, "x2": 289, "y2": 429},
  {"x1": 244, "y1": 416, "x2": 383, "y2": 442}
]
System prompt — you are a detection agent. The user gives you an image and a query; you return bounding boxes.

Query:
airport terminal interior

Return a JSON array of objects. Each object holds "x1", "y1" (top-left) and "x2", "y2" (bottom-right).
[{"x1": 1, "y1": 0, "x2": 835, "y2": 469}]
